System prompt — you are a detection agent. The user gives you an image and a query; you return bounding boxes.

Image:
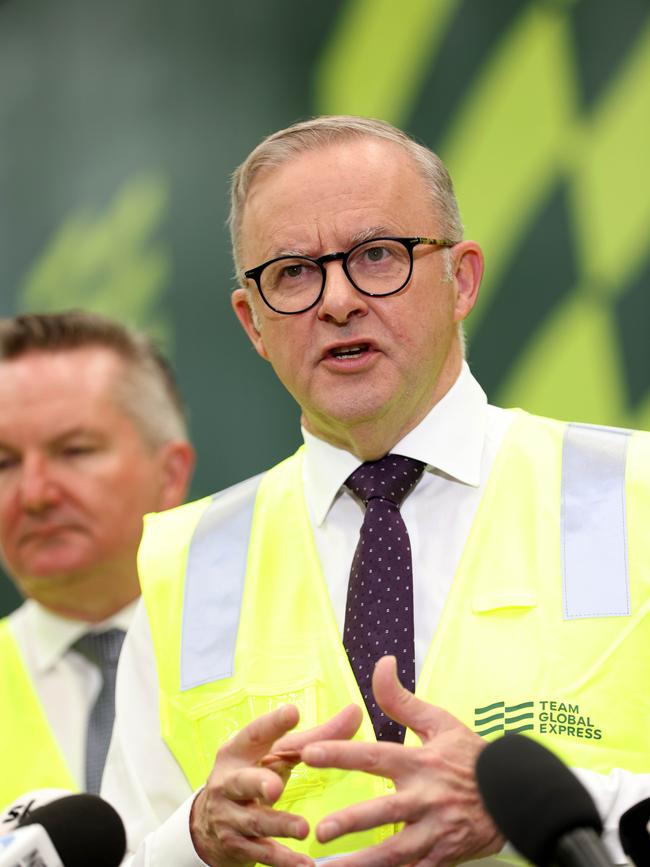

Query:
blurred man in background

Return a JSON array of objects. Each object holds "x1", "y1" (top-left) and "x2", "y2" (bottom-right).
[{"x1": 0, "y1": 311, "x2": 194, "y2": 805}]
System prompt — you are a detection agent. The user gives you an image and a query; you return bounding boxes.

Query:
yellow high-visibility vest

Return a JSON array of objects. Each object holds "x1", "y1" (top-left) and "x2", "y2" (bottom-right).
[
  {"x1": 0, "y1": 619, "x2": 77, "y2": 806},
  {"x1": 139, "y1": 410, "x2": 650, "y2": 861}
]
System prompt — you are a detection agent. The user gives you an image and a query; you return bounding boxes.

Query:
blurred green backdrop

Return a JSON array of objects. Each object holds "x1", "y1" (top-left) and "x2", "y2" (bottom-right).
[{"x1": 1, "y1": 0, "x2": 649, "y2": 613}]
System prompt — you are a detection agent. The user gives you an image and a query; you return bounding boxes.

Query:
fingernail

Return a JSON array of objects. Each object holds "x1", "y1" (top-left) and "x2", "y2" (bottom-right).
[
  {"x1": 289, "y1": 820, "x2": 305, "y2": 837},
  {"x1": 305, "y1": 746, "x2": 325, "y2": 763},
  {"x1": 319, "y1": 820, "x2": 339, "y2": 841}
]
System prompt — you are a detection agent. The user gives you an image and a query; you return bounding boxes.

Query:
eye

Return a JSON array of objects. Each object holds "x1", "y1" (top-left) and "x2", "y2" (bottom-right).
[
  {"x1": 282, "y1": 263, "x2": 305, "y2": 279},
  {"x1": 61, "y1": 444, "x2": 96, "y2": 458},
  {"x1": 0, "y1": 453, "x2": 18, "y2": 472},
  {"x1": 364, "y1": 245, "x2": 390, "y2": 262}
]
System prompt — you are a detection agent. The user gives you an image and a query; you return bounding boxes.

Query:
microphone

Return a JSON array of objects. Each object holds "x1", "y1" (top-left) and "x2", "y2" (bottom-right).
[
  {"x1": 0, "y1": 790, "x2": 72, "y2": 835},
  {"x1": 619, "y1": 797, "x2": 650, "y2": 866},
  {"x1": 475, "y1": 734, "x2": 614, "y2": 866},
  {"x1": 0, "y1": 824, "x2": 65, "y2": 866},
  {"x1": 0, "y1": 794, "x2": 126, "y2": 867}
]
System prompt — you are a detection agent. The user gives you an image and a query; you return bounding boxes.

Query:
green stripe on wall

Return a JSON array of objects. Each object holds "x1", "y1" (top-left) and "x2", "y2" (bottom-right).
[{"x1": 314, "y1": 0, "x2": 459, "y2": 125}]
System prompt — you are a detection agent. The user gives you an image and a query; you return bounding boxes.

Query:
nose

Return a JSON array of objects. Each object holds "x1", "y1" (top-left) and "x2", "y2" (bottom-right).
[
  {"x1": 317, "y1": 260, "x2": 368, "y2": 325},
  {"x1": 20, "y1": 454, "x2": 60, "y2": 514}
]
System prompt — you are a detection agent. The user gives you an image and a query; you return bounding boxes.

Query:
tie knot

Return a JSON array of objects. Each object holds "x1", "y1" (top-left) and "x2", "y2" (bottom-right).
[
  {"x1": 74, "y1": 628, "x2": 125, "y2": 670},
  {"x1": 345, "y1": 454, "x2": 425, "y2": 507}
]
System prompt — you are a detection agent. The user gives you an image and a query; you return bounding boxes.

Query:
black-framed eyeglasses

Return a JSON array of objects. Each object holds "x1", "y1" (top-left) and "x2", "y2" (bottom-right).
[{"x1": 243, "y1": 236, "x2": 456, "y2": 315}]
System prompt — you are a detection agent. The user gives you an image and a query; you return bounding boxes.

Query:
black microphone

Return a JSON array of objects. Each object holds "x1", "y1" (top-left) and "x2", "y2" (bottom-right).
[
  {"x1": 475, "y1": 734, "x2": 614, "y2": 866},
  {"x1": 619, "y1": 797, "x2": 650, "y2": 866},
  {"x1": 16, "y1": 793, "x2": 126, "y2": 867}
]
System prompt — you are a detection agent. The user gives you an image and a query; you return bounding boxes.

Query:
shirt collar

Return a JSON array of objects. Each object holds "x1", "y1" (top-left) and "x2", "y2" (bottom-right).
[
  {"x1": 21, "y1": 598, "x2": 138, "y2": 674},
  {"x1": 302, "y1": 362, "x2": 488, "y2": 526}
]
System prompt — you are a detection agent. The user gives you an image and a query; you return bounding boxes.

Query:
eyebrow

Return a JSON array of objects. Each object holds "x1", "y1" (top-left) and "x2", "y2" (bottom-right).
[
  {"x1": 50, "y1": 427, "x2": 106, "y2": 446},
  {"x1": 0, "y1": 428, "x2": 105, "y2": 452},
  {"x1": 275, "y1": 226, "x2": 395, "y2": 259},
  {"x1": 349, "y1": 226, "x2": 394, "y2": 245}
]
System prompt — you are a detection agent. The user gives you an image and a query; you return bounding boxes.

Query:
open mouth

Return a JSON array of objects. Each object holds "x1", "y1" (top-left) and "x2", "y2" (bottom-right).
[{"x1": 329, "y1": 343, "x2": 370, "y2": 359}]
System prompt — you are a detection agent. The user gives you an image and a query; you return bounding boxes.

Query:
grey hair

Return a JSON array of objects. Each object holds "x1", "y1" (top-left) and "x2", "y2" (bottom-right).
[
  {"x1": 228, "y1": 115, "x2": 464, "y2": 283},
  {"x1": 0, "y1": 311, "x2": 189, "y2": 448}
]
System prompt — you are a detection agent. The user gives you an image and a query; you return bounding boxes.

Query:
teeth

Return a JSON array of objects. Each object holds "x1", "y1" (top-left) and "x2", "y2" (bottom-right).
[{"x1": 332, "y1": 344, "x2": 368, "y2": 358}]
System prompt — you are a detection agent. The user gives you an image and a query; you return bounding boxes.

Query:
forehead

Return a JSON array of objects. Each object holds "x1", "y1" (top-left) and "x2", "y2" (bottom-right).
[
  {"x1": 0, "y1": 346, "x2": 129, "y2": 441},
  {"x1": 241, "y1": 138, "x2": 438, "y2": 261}
]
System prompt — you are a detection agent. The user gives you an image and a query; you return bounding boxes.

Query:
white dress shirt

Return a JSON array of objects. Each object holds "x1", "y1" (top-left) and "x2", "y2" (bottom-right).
[
  {"x1": 104, "y1": 365, "x2": 649, "y2": 865},
  {"x1": 6, "y1": 597, "x2": 137, "y2": 789}
]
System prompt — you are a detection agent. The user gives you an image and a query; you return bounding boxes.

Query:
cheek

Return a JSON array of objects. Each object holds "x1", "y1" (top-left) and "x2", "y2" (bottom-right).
[
  {"x1": 96, "y1": 490, "x2": 148, "y2": 553},
  {"x1": 107, "y1": 458, "x2": 165, "y2": 516},
  {"x1": 262, "y1": 322, "x2": 310, "y2": 376},
  {"x1": 0, "y1": 492, "x2": 23, "y2": 546}
]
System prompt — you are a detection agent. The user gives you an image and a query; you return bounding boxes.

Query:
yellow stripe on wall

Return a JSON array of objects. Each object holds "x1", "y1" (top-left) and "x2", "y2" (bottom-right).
[{"x1": 315, "y1": 0, "x2": 459, "y2": 126}]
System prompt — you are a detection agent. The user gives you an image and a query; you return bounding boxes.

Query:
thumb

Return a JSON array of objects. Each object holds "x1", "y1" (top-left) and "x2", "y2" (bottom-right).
[
  {"x1": 272, "y1": 703, "x2": 363, "y2": 754},
  {"x1": 372, "y1": 655, "x2": 462, "y2": 743}
]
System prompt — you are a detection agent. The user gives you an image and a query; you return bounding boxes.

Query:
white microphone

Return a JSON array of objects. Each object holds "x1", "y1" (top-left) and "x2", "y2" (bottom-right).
[
  {"x1": 0, "y1": 790, "x2": 72, "y2": 836},
  {"x1": 0, "y1": 824, "x2": 64, "y2": 866},
  {"x1": 0, "y1": 794, "x2": 125, "y2": 867}
]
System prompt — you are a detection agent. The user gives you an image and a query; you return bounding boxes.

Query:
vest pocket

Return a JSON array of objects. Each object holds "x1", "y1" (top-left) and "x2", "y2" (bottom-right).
[
  {"x1": 472, "y1": 590, "x2": 538, "y2": 613},
  {"x1": 185, "y1": 678, "x2": 325, "y2": 801}
]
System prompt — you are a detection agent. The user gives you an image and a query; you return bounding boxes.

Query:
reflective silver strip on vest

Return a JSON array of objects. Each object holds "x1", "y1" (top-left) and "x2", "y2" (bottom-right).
[
  {"x1": 562, "y1": 423, "x2": 631, "y2": 619},
  {"x1": 180, "y1": 474, "x2": 263, "y2": 691}
]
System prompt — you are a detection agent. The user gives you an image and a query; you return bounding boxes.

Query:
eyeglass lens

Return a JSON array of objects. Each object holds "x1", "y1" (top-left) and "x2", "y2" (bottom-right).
[{"x1": 259, "y1": 239, "x2": 412, "y2": 313}]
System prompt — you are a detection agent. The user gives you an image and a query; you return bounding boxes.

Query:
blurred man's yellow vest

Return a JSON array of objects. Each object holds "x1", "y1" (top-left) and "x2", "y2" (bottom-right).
[
  {"x1": 139, "y1": 410, "x2": 650, "y2": 862},
  {"x1": 0, "y1": 619, "x2": 77, "y2": 806}
]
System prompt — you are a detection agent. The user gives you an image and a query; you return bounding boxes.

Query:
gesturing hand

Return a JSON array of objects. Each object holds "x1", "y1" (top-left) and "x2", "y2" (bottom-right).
[
  {"x1": 190, "y1": 702, "x2": 363, "y2": 867},
  {"x1": 302, "y1": 656, "x2": 505, "y2": 867}
]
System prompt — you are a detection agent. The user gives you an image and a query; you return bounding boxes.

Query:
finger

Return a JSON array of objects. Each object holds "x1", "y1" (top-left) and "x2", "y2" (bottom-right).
[
  {"x1": 258, "y1": 754, "x2": 297, "y2": 788},
  {"x1": 191, "y1": 786, "x2": 311, "y2": 867},
  {"x1": 260, "y1": 750, "x2": 302, "y2": 767},
  {"x1": 220, "y1": 766, "x2": 289, "y2": 805},
  {"x1": 372, "y1": 657, "x2": 459, "y2": 743},
  {"x1": 272, "y1": 704, "x2": 363, "y2": 754},
  {"x1": 223, "y1": 835, "x2": 314, "y2": 867},
  {"x1": 225, "y1": 801, "x2": 310, "y2": 841},
  {"x1": 302, "y1": 739, "x2": 406, "y2": 777},
  {"x1": 321, "y1": 824, "x2": 424, "y2": 867},
  {"x1": 219, "y1": 704, "x2": 300, "y2": 764},
  {"x1": 315, "y1": 792, "x2": 416, "y2": 843}
]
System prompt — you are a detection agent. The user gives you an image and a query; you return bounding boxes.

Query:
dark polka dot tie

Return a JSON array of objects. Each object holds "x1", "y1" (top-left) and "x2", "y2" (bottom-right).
[{"x1": 343, "y1": 454, "x2": 425, "y2": 742}]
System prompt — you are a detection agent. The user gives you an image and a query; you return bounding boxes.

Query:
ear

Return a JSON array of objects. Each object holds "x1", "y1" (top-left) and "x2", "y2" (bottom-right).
[
  {"x1": 231, "y1": 288, "x2": 270, "y2": 361},
  {"x1": 451, "y1": 241, "x2": 484, "y2": 323},
  {"x1": 156, "y1": 440, "x2": 195, "y2": 511}
]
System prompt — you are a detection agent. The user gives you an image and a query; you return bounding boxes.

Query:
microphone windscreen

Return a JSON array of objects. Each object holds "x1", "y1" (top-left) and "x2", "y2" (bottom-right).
[
  {"x1": 0, "y1": 789, "x2": 72, "y2": 834},
  {"x1": 618, "y1": 797, "x2": 650, "y2": 866},
  {"x1": 475, "y1": 734, "x2": 602, "y2": 866},
  {"x1": 19, "y1": 794, "x2": 126, "y2": 867}
]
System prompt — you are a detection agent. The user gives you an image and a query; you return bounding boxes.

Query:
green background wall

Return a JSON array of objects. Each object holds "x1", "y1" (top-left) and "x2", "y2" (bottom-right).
[{"x1": 1, "y1": 0, "x2": 649, "y2": 613}]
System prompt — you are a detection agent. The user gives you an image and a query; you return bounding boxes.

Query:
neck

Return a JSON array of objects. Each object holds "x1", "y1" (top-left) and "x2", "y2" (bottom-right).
[
  {"x1": 304, "y1": 415, "x2": 416, "y2": 461},
  {"x1": 22, "y1": 570, "x2": 140, "y2": 623},
  {"x1": 304, "y1": 356, "x2": 462, "y2": 460}
]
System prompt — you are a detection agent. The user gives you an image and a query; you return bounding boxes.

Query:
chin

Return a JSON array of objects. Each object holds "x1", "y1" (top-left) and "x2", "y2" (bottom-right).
[
  {"x1": 18, "y1": 555, "x2": 94, "y2": 584},
  {"x1": 314, "y1": 396, "x2": 393, "y2": 432}
]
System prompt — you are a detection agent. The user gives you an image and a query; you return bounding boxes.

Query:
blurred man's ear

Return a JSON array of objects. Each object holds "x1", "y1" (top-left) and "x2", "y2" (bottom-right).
[{"x1": 157, "y1": 441, "x2": 196, "y2": 510}]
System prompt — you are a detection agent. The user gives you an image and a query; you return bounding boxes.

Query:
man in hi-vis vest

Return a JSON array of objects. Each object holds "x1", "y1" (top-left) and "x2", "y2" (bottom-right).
[
  {"x1": 104, "y1": 117, "x2": 650, "y2": 866},
  {"x1": 0, "y1": 311, "x2": 194, "y2": 805}
]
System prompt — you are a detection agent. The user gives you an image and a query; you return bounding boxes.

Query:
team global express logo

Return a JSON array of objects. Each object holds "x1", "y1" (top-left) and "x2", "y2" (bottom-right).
[{"x1": 474, "y1": 700, "x2": 603, "y2": 740}]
